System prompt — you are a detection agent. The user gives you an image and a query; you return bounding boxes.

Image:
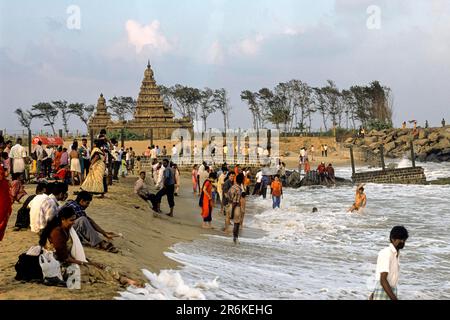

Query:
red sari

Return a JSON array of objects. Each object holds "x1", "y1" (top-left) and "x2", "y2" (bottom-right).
[
  {"x1": 0, "y1": 166, "x2": 12, "y2": 241},
  {"x1": 201, "y1": 180, "x2": 213, "y2": 222}
]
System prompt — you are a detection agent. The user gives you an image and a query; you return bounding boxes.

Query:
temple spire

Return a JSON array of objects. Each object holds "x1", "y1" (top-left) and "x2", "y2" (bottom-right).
[{"x1": 147, "y1": 60, "x2": 150, "y2": 68}]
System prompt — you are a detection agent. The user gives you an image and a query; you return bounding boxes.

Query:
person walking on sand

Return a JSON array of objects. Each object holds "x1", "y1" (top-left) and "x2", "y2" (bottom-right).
[
  {"x1": 229, "y1": 173, "x2": 244, "y2": 244},
  {"x1": 310, "y1": 145, "x2": 315, "y2": 161},
  {"x1": 70, "y1": 144, "x2": 83, "y2": 186},
  {"x1": 369, "y1": 226, "x2": 409, "y2": 300},
  {"x1": 192, "y1": 164, "x2": 198, "y2": 195},
  {"x1": 271, "y1": 175, "x2": 283, "y2": 209},
  {"x1": 324, "y1": 144, "x2": 328, "y2": 157},
  {"x1": 80, "y1": 142, "x2": 106, "y2": 197},
  {"x1": 348, "y1": 183, "x2": 367, "y2": 213}
]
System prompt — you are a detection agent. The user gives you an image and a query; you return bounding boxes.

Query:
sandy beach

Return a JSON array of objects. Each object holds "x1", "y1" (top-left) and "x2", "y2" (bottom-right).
[{"x1": 0, "y1": 174, "x2": 222, "y2": 300}]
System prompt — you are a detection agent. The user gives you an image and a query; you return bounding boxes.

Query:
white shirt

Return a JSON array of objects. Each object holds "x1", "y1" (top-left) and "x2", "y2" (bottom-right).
[
  {"x1": 9, "y1": 144, "x2": 27, "y2": 173},
  {"x1": 375, "y1": 244, "x2": 400, "y2": 287},
  {"x1": 29, "y1": 194, "x2": 49, "y2": 233},
  {"x1": 37, "y1": 194, "x2": 59, "y2": 233},
  {"x1": 300, "y1": 149, "x2": 306, "y2": 157},
  {"x1": 256, "y1": 171, "x2": 263, "y2": 183},
  {"x1": 194, "y1": 147, "x2": 198, "y2": 155},
  {"x1": 150, "y1": 148, "x2": 157, "y2": 159},
  {"x1": 34, "y1": 145, "x2": 44, "y2": 161},
  {"x1": 157, "y1": 166, "x2": 165, "y2": 188},
  {"x1": 172, "y1": 147, "x2": 178, "y2": 156}
]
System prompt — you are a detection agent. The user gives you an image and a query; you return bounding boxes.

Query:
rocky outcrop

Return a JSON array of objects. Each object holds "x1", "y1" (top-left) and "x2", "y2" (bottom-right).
[
  {"x1": 344, "y1": 127, "x2": 450, "y2": 162},
  {"x1": 285, "y1": 170, "x2": 352, "y2": 188}
]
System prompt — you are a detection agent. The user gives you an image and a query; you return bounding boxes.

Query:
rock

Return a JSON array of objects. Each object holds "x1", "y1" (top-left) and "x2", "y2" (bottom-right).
[
  {"x1": 417, "y1": 153, "x2": 427, "y2": 162},
  {"x1": 428, "y1": 132, "x2": 440, "y2": 142},
  {"x1": 397, "y1": 130, "x2": 409, "y2": 137},
  {"x1": 397, "y1": 135, "x2": 411, "y2": 144},
  {"x1": 414, "y1": 139, "x2": 429, "y2": 147},
  {"x1": 287, "y1": 171, "x2": 302, "y2": 188},
  {"x1": 364, "y1": 136, "x2": 378, "y2": 144},
  {"x1": 345, "y1": 137, "x2": 354, "y2": 144},
  {"x1": 356, "y1": 139, "x2": 365, "y2": 147},
  {"x1": 384, "y1": 141, "x2": 396, "y2": 153},
  {"x1": 369, "y1": 142, "x2": 381, "y2": 150},
  {"x1": 418, "y1": 130, "x2": 428, "y2": 140},
  {"x1": 383, "y1": 136, "x2": 394, "y2": 144},
  {"x1": 426, "y1": 153, "x2": 439, "y2": 162}
]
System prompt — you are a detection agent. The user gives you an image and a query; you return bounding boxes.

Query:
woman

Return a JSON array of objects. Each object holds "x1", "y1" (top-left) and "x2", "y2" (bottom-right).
[
  {"x1": 54, "y1": 146, "x2": 62, "y2": 171},
  {"x1": 80, "y1": 142, "x2": 106, "y2": 196},
  {"x1": 201, "y1": 172, "x2": 217, "y2": 229},
  {"x1": 10, "y1": 172, "x2": 27, "y2": 203},
  {"x1": 39, "y1": 206, "x2": 141, "y2": 287},
  {"x1": 192, "y1": 164, "x2": 198, "y2": 195},
  {"x1": 173, "y1": 164, "x2": 180, "y2": 196},
  {"x1": 0, "y1": 161, "x2": 12, "y2": 241},
  {"x1": 70, "y1": 144, "x2": 82, "y2": 186}
]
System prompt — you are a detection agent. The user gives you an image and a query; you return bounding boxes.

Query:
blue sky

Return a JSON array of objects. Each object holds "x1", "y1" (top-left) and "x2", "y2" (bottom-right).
[{"x1": 1, "y1": 0, "x2": 449, "y2": 134}]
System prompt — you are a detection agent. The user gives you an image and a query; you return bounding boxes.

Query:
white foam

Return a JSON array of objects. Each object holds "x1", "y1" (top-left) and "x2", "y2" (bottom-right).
[{"x1": 116, "y1": 269, "x2": 219, "y2": 300}]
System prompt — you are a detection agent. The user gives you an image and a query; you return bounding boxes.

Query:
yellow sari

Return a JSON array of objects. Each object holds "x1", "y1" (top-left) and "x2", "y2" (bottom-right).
[{"x1": 80, "y1": 148, "x2": 105, "y2": 194}]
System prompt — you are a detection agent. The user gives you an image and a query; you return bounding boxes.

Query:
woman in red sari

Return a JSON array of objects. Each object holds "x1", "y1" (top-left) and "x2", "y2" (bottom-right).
[
  {"x1": 0, "y1": 164, "x2": 12, "y2": 241},
  {"x1": 201, "y1": 172, "x2": 217, "y2": 229},
  {"x1": 10, "y1": 172, "x2": 27, "y2": 203}
]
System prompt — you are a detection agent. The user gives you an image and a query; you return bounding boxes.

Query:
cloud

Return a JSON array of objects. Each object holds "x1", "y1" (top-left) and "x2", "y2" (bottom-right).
[
  {"x1": 230, "y1": 34, "x2": 265, "y2": 57},
  {"x1": 283, "y1": 27, "x2": 305, "y2": 36},
  {"x1": 125, "y1": 20, "x2": 171, "y2": 54},
  {"x1": 207, "y1": 40, "x2": 225, "y2": 65}
]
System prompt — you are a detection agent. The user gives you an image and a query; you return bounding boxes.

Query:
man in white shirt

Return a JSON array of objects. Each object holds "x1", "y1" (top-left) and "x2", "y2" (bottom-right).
[
  {"x1": 371, "y1": 226, "x2": 409, "y2": 300},
  {"x1": 9, "y1": 138, "x2": 27, "y2": 176},
  {"x1": 171, "y1": 145, "x2": 178, "y2": 157},
  {"x1": 30, "y1": 182, "x2": 68, "y2": 233},
  {"x1": 150, "y1": 145, "x2": 157, "y2": 161},
  {"x1": 81, "y1": 138, "x2": 91, "y2": 177},
  {"x1": 253, "y1": 170, "x2": 263, "y2": 195},
  {"x1": 134, "y1": 171, "x2": 158, "y2": 212}
]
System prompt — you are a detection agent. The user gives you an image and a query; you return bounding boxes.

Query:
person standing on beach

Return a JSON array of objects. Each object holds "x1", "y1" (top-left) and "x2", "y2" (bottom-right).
[
  {"x1": 320, "y1": 144, "x2": 325, "y2": 157},
  {"x1": 310, "y1": 145, "x2": 315, "y2": 161},
  {"x1": 348, "y1": 183, "x2": 366, "y2": 213},
  {"x1": 229, "y1": 173, "x2": 244, "y2": 244},
  {"x1": 324, "y1": 144, "x2": 328, "y2": 157},
  {"x1": 155, "y1": 159, "x2": 176, "y2": 217},
  {"x1": 9, "y1": 138, "x2": 27, "y2": 179},
  {"x1": 80, "y1": 143, "x2": 106, "y2": 197},
  {"x1": 370, "y1": 226, "x2": 409, "y2": 300},
  {"x1": 201, "y1": 172, "x2": 217, "y2": 229},
  {"x1": 191, "y1": 165, "x2": 198, "y2": 195},
  {"x1": 442, "y1": 118, "x2": 446, "y2": 127},
  {"x1": 222, "y1": 171, "x2": 235, "y2": 233},
  {"x1": 271, "y1": 175, "x2": 283, "y2": 209}
]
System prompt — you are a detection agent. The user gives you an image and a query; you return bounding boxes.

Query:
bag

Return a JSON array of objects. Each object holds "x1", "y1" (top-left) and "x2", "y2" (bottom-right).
[
  {"x1": 15, "y1": 250, "x2": 44, "y2": 282},
  {"x1": 39, "y1": 250, "x2": 63, "y2": 280},
  {"x1": 66, "y1": 264, "x2": 81, "y2": 290}
]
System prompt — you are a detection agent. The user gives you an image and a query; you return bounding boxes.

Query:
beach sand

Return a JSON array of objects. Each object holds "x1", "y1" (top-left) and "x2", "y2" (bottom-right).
[{"x1": 0, "y1": 174, "x2": 221, "y2": 300}]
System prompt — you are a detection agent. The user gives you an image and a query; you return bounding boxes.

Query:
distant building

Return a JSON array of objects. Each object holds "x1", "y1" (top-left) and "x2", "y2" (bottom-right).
[{"x1": 89, "y1": 61, "x2": 193, "y2": 139}]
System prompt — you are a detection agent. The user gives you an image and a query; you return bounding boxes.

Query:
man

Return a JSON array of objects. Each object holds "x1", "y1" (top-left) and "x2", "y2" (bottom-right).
[
  {"x1": 34, "y1": 141, "x2": 45, "y2": 176},
  {"x1": 13, "y1": 182, "x2": 47, "y2": 231},
  {"x1": 270, "y1": 175, "x2": 283, "y2": 209},
  {"x1": 253, "y1": 169, "x2": 262, "y2": 195},
  {"x1": 310, "y1": 145, "x2": 315, "y2": 161},
  {"x1": 9, "y1": 138, "x2": 27, "y2": 178},
  {"x1": 63, "y1": 191, "x2": 119, "y2": 253},
  {"x1": 150, "y1": 145, "x2": 157, "y2": 162},
  {"x1": 42, "y1": 145, "x2": 53, "y2": 178},
  {"x1": 229, "y1": 173, "x2": 244, "y2": 244},
  {"x1": 30, "y1": 182, "x2": 68, "y2": 233},
  {"x1": 317, "y1": 162, "x2": 327, "y2": 183},
  {"x1": 370, "y1": 226, "x2": 409, "y2": 300},
  {"x1": 324, "y1": 144, "x2": 328, "y2": 157},
  {"x1": 326, "y1": 163, "x2": 335, "y2": 184},
  {"x1": 135, "y1": 171, "x2": 158, "y2": 212},
  {"x1": 171, "y1": 144, "x2": 178, "y2": 157},
  {"x1": 221, "y1": 171, "x2": 235, "y2": 233},
  {"x1": 161, "y1": 145, "x2": 167, "y2": 156},
  {"x1": 80, "y1": 138, "x2": 91, "y2": 178},
  {"x1": 442, "y1": 118, "x2": 446, "y2": 127},
  {"x1": 348, "y1": 183, "x2": 366, "y2": 213},
  {"x1": 155, "y1": 159, "x2": 175, "y2": 216}
]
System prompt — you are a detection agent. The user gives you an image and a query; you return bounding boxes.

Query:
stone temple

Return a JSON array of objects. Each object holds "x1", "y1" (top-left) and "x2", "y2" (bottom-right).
[{"x1": 88, "y1": 61, "x2": 193, "y2": 139}]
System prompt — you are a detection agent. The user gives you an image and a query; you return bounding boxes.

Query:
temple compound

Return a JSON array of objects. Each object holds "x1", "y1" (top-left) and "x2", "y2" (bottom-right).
[{"x1": 89, "y1": 61, "x2": 193, "y2": 139}]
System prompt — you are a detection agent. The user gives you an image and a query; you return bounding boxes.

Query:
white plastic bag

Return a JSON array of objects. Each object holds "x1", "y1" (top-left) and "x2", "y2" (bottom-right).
[
  {"x1": 66, "y1": 264, "x2": 81, "y2": 290},
  {"x1": 39, "y1": 250, "x2": 63, "y2": 280}
]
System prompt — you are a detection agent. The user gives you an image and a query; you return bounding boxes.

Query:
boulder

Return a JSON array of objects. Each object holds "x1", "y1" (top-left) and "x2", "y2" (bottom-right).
[
  {"x1": 397, "y1": 130, "x2": 409, "y2": 137},
  {"x1": 369, "y1": 142, "x2": 381, "y2": 150},
  {"x1": 418, "y1": 130, "x2": 428, "y2": 140},
  {"x1": 416, "y1": 153, "x2": 427, "y2": 162},
  {"x1": 364, "y1": 136, "x2": 378, "y2": 144},
  {"x1": 384, "y1": 141, "x2": 397, "y2": 153},
  {"x1": 345, "y1": 137, "x2": 354, "y2": 144},
  {"x1": 287, "y1": 171, "x2": 302, "y2": 188},
  {"x1": 356, "y1": 139, "x2": 365, "y2": 147},
  {"x1": 414, "y1": 139, "x2": 429, "y2": 147},
  {"x1": 396, "y1": 135, "x2": 410, "y2": 144},
  {"x1": 428, "y1": 132, "x2": 440, "y2": 142}
]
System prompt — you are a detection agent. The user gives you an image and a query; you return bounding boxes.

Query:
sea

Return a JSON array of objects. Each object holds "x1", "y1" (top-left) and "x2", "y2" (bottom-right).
[{"x1": 117, "y1": 159, "x2": 450, "y2": 300}]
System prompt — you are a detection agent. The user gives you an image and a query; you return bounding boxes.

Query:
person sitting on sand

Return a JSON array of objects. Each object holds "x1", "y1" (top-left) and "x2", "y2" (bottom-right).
[
  {"x1": 39, "y1": 206, "x2": 142, "y2": 287},
  {"x1": 13, "y1": 182, "x2": 47, "y2": 231},
  {"x1": 61, "y1": 191, "x2": 119, "y2": 253},
  {"x1": 348, "y1": 184, "x2": 367, "y2": 213},
  {"x1": 134, "y1": 171, "x2": 158, "y2": 213}
]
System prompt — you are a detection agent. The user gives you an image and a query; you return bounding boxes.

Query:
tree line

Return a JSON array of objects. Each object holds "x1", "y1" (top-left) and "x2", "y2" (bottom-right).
[
  {"x1": 240, "y1": 80, "x2": 393, "y2": 132},
  {"x1": 14, "y1": 80, "x2": 393, "y2": 135}
]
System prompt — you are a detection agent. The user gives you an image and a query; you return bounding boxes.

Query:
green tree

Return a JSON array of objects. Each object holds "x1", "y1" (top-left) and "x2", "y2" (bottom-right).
[
  {"x1": 199, "y1": 88, "x2": 216, "y2": 132},
  {"x1": 213, "y1": 88, "x2": 231, "y2": 131},
  {"x1": 68, "y1": 103, "x2": 95, "y2": 132},
  {"x1": 240, "y1": 90, "x2": 259, "y2": 130},
  {"x1": 15, "y1": 108, "x2": 33, "y2": 131},
  {"x1": 108, "y1": 96, "x2": 136, "y2": 121},
  {"x1": 52, "y1": 100, "x2": 71, "y2": 135},
  {"x1": 31, "y1": 102, "x2": 58, "y2": 135}
]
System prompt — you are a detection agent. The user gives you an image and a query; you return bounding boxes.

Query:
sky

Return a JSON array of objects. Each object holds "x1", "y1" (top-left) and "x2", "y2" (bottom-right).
[{"x1": 1, "y1": 0, "x2": 449, "y2": 135}]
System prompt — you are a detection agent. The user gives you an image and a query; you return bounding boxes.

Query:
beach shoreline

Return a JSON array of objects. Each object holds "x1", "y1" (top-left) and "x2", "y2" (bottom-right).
[{"x1": 0, "y1": 174, "x2": 223, "y2": 300}]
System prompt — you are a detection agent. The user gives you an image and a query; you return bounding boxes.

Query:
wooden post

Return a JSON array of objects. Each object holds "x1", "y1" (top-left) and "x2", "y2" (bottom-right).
[
  {"x1": 380, "y1": 144, "x2": 385, "y2": 170},
  {"x1": 0, "y1": 130, "x2": 3, "y2": 136},
  {"x1": 28, "y1": 129, "x2": 32, "y2": 157},
  {"x1": 410, "y1": 140, "x2": 416, "y2": 168},
  {"x1": 350, "y1": 146, "x2": 356, "y2": 176},
  {"x1": 59, "y1": 129, "x2": 63, "y2": 138},
  {"x1": 120, "y1": 128, "x2": 125, "y2": 148}
]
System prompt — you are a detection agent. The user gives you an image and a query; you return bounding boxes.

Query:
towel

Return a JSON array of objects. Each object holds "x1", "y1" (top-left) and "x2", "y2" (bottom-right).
[{"x1": 70, "y1": 227, "x2": 87, "y2": 263}]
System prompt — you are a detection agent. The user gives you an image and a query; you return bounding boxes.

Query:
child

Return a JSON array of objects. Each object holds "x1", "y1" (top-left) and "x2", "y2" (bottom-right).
[
  {"x1": 271, "y1": 175, "x2": 283, "y2": 209},
  {"x1": 135, "y1": 156, "x2": 142, "y2": 176},
  {"x1": 10, "y1": 173, "x2": 27, "y2": 204},
  {"x1": 120, "y1": 158, "x2": 128, "y2": 177}
]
